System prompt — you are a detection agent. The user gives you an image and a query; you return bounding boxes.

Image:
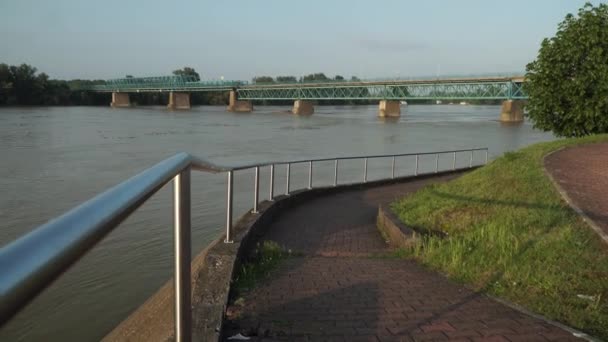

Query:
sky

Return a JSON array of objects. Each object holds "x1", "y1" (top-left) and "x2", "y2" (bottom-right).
[{"x1": 0, "y1": 0, "x2": 604, "y2": 81}]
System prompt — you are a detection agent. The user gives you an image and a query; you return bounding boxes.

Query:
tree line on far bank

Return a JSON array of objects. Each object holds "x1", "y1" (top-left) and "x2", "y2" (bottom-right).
[
  {"x1": 250, "y1": 73, "x2": 375, "y2": 105},
  {"x1": 0, "y1": 63, "x2": 108, "y2": 105},
  {"x1": 253, "y1": 73, "x2": 351, "y2": 84},
  {"x1": 0, "y1": 64, "x2": 229, "y2": 106}
]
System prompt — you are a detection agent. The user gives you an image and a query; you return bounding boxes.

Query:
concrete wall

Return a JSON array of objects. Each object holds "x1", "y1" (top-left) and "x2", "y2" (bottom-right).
[
  {"x1": 500, "y1": 100, "x2": 525, "y2": 122},
  {"x1": 167, "y1": 92, "x2": 191, "y2": 110},
  {"x1": 111, "y1": 92, "x2": 130, "y2": 108},
  {"x1": 378, "y1": 100, "x2": 401, "y2": 117},
  {"x1": 377, "y1": 204, "x2": 446, "y2": 249},
  {"x1": 292, "y1": 100, "x2": 314, "y2": 115},
  {"x1": 377, "y1": 205, "x2": 420, "y2": 248},
  {"x1": 227, "y1": 90, "x2": 253, "y2": 112}
]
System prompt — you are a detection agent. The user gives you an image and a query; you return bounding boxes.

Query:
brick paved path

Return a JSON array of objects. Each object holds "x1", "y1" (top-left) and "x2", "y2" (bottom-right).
[
  {"x1": 545, "y1": 143, "x2": 608, "y2": 241},
  {"x1": 224, "y1": 175, "x2": 581, "y2": 341}
]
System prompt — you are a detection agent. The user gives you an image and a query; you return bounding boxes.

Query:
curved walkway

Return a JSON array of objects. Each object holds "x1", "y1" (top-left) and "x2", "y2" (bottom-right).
[
  {"x1": 545, "y1": 143, "x2": 608, "y2": 244},
  {"x1": 224, "y1": 175, "x2": 581, "y2": 341}
]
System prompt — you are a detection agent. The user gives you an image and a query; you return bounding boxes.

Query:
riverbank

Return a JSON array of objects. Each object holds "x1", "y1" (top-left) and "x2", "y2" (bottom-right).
[{"x1": 392, "y1": 135, "x2": 608, "y2": 339}]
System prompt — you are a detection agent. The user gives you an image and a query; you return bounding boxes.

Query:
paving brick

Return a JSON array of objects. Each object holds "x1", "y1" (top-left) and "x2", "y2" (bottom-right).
[
  {"x1": 501, "y1": 333, "x2": 547, "y2": 341},
  {"x1": 545, "y1": 143, "x2": 608, "y2": 237},
  {"x1": 420, "y1": 321, "x2": 457, "y2": 333},
  {"x1": 444, "y1": 330, "x2": 482, "y2": 339},
  {"x1": 222, "y1": 177, "x2": 583, "y2": 341},
  {"x1": 478, "y1": 329, "x2": 516, "y2": 337},
  {"x1": 410, "y1": 330, "x2": 449, "y2": 341},
  {"x1": 472, "y1": 336, "x2": 510, "y2": 342},
  {"x1": 343, "y1": 334, "x2": 380, "y2": 341}
]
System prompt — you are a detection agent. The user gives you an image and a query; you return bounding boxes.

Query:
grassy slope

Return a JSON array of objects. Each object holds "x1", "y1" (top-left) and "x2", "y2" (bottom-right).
[{"x1": 392, "y1": 135, "x2": 608, "y2": 339}]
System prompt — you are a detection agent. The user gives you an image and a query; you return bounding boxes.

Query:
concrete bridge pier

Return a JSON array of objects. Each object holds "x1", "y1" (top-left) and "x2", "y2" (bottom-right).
[
  {"x1": 227, "y1": 90, "x2": 253, "y2": 112},
  {"x1": 111, "y1": 92, "x2": 131, "y2": 108},
  {"x1": 378, "y1": 100, "x2": 401, "y2": 117},
  {"x1": 292, "y1": 100, "x2": 314, "y2": 115},
  {"x1": 167, "y1": 92, "x2": 191, "y2": 110},
  {"x1": 500, "y1": 100, "x2": 525, "y2": 122}
]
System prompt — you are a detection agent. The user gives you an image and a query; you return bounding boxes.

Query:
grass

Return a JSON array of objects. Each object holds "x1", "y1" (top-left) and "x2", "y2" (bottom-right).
[
  {"x1": 391, "y1": 135, "x2": 608, "y2": 339},
  {"x1": 232, "y1": 240, "x2": 293, "y2": 296}
]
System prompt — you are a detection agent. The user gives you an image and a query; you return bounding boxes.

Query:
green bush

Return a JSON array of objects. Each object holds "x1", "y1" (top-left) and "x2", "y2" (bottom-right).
[{"x1": 525, "y1": 3, "x2": 608, "y2": 137}]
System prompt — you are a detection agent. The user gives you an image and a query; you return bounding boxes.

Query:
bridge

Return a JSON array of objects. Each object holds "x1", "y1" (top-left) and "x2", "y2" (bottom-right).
[{"x1": 87, "y1": 75, "x2": 528, "y2": 122}]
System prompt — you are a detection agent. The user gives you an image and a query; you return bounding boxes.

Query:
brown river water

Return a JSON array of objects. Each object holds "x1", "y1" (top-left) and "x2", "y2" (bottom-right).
[{"x1": 0, "y1": 105, "x2": 554, "y2": 341}]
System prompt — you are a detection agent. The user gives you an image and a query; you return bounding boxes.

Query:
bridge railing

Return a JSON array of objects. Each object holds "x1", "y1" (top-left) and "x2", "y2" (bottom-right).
[
  {"x1": 0, "y1": 147, "x2": 488, "y2": 341},
  {"x1": 84, "y1": 77, "x2": 249, "y2": 92}
]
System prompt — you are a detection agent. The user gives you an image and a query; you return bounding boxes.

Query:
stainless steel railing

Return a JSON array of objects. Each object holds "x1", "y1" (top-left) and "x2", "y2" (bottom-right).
[{"x1": 0, "y1": 147, "x2": 488, "y2": 341}]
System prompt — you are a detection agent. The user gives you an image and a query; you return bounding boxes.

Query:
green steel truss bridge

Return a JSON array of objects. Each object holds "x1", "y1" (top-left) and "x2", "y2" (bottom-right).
[{"x1": 88, "y1": 75, "x2": 527, "y2": 100}]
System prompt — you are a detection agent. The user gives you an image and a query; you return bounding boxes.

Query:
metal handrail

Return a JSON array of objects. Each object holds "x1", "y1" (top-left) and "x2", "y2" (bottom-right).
[
  {"x1": 0, "y1": 147, "x2": 488, "y2": 341},
  {"x1": 228, "y1": 147, "x2": 488, "y2": 171}
]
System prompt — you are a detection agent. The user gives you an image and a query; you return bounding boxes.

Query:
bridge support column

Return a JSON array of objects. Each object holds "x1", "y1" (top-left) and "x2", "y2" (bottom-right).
[
  {"x1": 227, "y1": 90, "x2": 253, "y2": 112},
  {"x1": 167, "y1": 92, "x2": 191, "y2": 110},
  {"x1": 111, "y1": 92, "x2": 130, "y2": 108},
  {"x1": 378, "y1": 100, "x2": 400, "y2": 117},
  {"x1": 500, "y1": 100, "x2": 525, "y2": 122},
  {"x1": 292, "y1": 100, "x2": 314, "y2": 115}
]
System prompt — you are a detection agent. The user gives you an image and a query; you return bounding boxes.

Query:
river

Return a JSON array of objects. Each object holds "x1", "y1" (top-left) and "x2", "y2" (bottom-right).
[{"x1": 0, "y1": 104, "x2": 554, "y2": 341}]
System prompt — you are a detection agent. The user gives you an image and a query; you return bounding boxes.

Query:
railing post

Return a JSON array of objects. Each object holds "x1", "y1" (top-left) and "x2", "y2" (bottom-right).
[
  {"x1": 435, "y1": 154, "x2": 439, "y2": 173},
  {"x1": 174, "y1": 168, "x2": 192, "y2": 342},
  {"x1": 391, "y1": 156, "x2": 396, "y2": 179},
  {"x1": 334, "y1": 159, "x2": 338, "y2": 186},
  {"x1": 269, "y1": 164, "x2": 274, "y2": 201},
  {"x1": 225, "y1": 170, "x2": 233, "y2": 243},
  {"x1": 452, "y1": 152, "x2": 456, "y2": 170},
  {"x1": 285, "y1": 163, "x2": 291, "y2": 195},
  {"x1": 415, "y1": 155, "x2": 419, "y2": 176},
  {"x1": 470, "y1": 150, "x2": 474, "y2": 168},
  {"x1": 308, "y1": 161, "x2": 313, "y2": 189},
  {"x1": 363, "y1": 158, "x2": 368, "y2": 183},
  {"x1": 485, "y1": 150, "x2": 489, "y2": 164},
  {"x1": 253, "y1": 166, "x2": 260, "y2": 213}
]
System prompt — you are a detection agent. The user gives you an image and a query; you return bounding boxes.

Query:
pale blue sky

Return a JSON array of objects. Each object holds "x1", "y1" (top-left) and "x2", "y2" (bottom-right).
[{"x1": 0, "y1": 0, "x2": 604, "y2": 80}]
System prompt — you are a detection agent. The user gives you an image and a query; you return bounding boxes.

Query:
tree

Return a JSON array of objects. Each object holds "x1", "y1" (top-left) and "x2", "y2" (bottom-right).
[
  {"x1": 302, "y1": 73, "x2": 329, "y2": 82},
  {"x1": 0, "y1": 63, "x2": 11, "y2": 104},
  {"x1": 525, "y1": 3, "x2": 608, "y2": 137},
  {"x1": 173, "y1": 67, "x2": 200, "y2": 81},
  {"x1": 10, "y1": 64, "x2": 40, "y2": 104},
  {"x1": 0, "y1": 62, "x2": 114, "y2": 106},
  {"x1": 253, "y1": 76, "x2": 274, "y2": 84},
  {"x1": 335, "y1": 75, "x2": 344, "y2": 81},
  {"x1": 276, "y1": 76, "x2": 297, "y2": 83}
]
